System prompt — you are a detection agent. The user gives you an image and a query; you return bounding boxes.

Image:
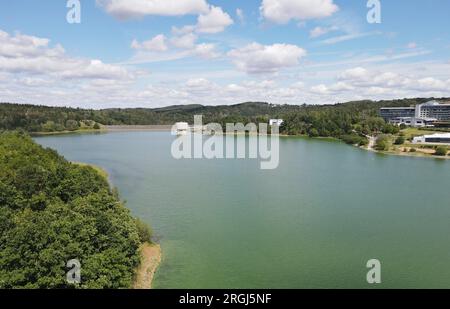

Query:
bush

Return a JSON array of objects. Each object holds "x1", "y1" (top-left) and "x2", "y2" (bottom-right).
[
  {"x1": 66, "y1": 120, "x2": 80, "y2": 131},
  {"x1": 135, "y1": 218, "x2": 153, "y2": 243},
  {"x1": 93, "y1": 123, "x2": 101, "y2": 130},
  {"x1": 308, "y1": 128, "x2": 319, "y2": 138},
  {"x1": 341, "y1": 134, "x2": 368, "y2": 146},
  {"x1": 434, "y1": 146, "x2": 448, "y2": 156},
  {"x1": 409, "y1": 148, "x2": 417, "y2": 153},
  {"x1": 394, "y1": 136, "x2": 405, "y2": 145},
  {"x1": 375, "y1": 135, "x2": 390, "y2": 151}
]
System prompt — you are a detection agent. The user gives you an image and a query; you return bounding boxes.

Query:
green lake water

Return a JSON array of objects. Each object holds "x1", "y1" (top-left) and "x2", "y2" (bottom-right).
[{"x1": 35, "y1": 132, "x2": 450, "y2": 288}]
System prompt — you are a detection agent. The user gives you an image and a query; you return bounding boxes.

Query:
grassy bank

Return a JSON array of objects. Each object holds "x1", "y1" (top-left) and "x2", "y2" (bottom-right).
[{"x1": 362, "y1": 127, "x2": 450, "y2": 159}]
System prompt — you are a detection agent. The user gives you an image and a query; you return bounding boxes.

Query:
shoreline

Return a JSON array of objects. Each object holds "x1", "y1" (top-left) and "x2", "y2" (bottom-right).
[
  {"x1": 133, "y1": 243, "x2": 162, "y2": 289},
  {"x1": 41, "y1": 127, "x2": 449, "y2": 161},
  {"x1": 359, "y1": 135, "x2": 449, "y2": 160}
]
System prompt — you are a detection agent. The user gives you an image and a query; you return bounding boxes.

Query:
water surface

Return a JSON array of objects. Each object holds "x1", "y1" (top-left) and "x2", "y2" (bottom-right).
[{"x1": 35, "y1": 132, "x2": 450, "y2": 288}]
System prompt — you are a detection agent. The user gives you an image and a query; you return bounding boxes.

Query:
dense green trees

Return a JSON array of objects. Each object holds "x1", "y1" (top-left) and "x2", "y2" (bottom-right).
[
  {"x1": 0, "y1": 132, "x2": 147, "y2": 288},
  {"x1": 1, "y1": 98, "x2": 442, "y2": 134},
  {"x1": 0, "y1": 97, "x2": 446, "y2": 146}
]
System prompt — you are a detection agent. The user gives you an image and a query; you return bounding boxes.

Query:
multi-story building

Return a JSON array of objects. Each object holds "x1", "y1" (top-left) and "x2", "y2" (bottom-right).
[
  {"x1": 380, "y1": 107, "x2": 416, "y2": 121},
  {"x1": 380, "y1": 101, "x2": 450, "y2": 127},
  {"x1": 415, "y1": 101, "x2": 450, "y2": 120}
]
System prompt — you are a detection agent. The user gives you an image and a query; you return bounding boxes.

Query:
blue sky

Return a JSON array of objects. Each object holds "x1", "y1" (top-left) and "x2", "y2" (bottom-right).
[{"x1": 0, "y1": 0, "x2": 449, "y2": 108}]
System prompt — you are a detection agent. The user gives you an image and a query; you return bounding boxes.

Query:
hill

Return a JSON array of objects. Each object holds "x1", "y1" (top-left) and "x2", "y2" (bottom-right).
[{"x1": 0, "y1": 98, "x2": 448, "y2": 137}]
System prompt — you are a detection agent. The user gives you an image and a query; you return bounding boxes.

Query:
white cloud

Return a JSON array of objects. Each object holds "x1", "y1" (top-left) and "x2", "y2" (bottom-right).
[
  {"x1": 415, "y1": 77, "x2": 448, "y2": 91},
  {"x1": 193, "y1": 43, "x2": 220, "y2": 59},
  {"x1": 407, "y1": 42, "x2": 417, "y2": 49},
  {"x1": 311, "y1": 84, "x2": 329, "y2": 94},
  {"x1": 97, "y1": 0, "x2": 209, "y2": 19},
  {"x1": 172, "y1": 25, "x2": 196, "y2": 36},
  {"x1": 170, "y1": 32, "x2": 198, "y2": 49},
  {"x1": 228, "y1": 43, "x2": 307, "y2": 74},
  {"x1": 315, "y1": 66, "x2": 450, "y2": 98},
  {"x1": 0, "y1": 30, "x2": 132, "y2": 80},
  {"x1": 309, "y1": 26, "x2": 338, "y2": 38},
  {"x1": 131, "y1": 34, "x2": 168, "y2": 52},
  {"x1": 196, "y1": 5, "x2": 233, "y2": 33},
  {"x1": 260, "y1": 0, "x2": 338, "y2": 24},
  {"x1": 338, "y1": 67, "x2": 369, "y2": 80},
  {"x1": 185, "y1": 77, "x2": 218, "y2": 94},
  {"x1": 319, "y1": 31, "x2": 381, "y2": 45},
  {"x1": 236, "y1": 8, "x2": 245, "y2": 24}
]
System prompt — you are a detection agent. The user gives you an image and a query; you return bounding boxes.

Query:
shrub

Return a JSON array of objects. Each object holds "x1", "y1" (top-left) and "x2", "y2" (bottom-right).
[
  {"x1": 375, "y1": 135, "x2": 390, "y2": 151},
  {"x1": 308, "y1": 128, "x2": 319, "y2": 138},
  {"x1": 341, "y1": 134, "x2": 368, "y2": 146},
  {"x1": 66, "y1": 120, "x2": 80, "y2": 131},
  {"x1": 135, "y1": 218, "x2": 153, "y2": 243},
  {"x1": 394, "y1": 136, "x2": 405, "y2": 145},
  {"x1": 409, "y1": 148, "x2": 417, "y2": 153},
  {"x1": 434, "y1": 146, "x2": 448, "y2": 156}
]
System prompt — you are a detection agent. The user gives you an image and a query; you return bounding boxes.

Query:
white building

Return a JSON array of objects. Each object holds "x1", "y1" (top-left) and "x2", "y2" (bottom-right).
[
  {"x1": 415, "y1": 101, "x2": 450, "y2": 120},
  {"x1": 381, "y1": 100, "x2": 450, "y2": 127},
  {"x1": 269, "y1": 119, "x2": 284, "y2": 126},
  {"x1": 413, "y1": 133, "x2": 450, "y2": 144}
]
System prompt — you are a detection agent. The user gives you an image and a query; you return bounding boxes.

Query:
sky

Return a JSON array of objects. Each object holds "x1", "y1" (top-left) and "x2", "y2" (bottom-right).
[{"x1": 0, "y1": 0, "x2": 450, "y2": 108}]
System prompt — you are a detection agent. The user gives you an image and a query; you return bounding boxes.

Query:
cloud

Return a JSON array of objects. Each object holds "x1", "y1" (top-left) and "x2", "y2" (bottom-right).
[
  {"x1": 131, "y1": 34, "x2": 168, "y2": 52},
  {"x1": 228, "y1": 43, "x2": 307, "y2": 74},
  {"x1": 407, "y1": 42, "x2": 417, "y2": 49},
  {"x1": 193, "y1": 43, "x2": 220, "y2": 59},
  {"x1": 309, "y1": 26, "x2": 338, "y2": 38},
  {"x1": 0, "y1": 30, "x2": 132, "y2": 80},
  {"x1": 338, "y1": 67, "x2": 369, "y2": 80},
  {"x1": 196, "y1": 5, "x2": 234, "y2": 34},
  {"x1": 172, "y1": 25, "x2": 196, "y2": 36},
  {"x1": 260, "y1": 0, "x2": 338, "y2": 24},
  {"x1": 236, "y1": 8, "x2": 245, "y2": 24},
  {"x1": 96, "y1": 0, "x2": 209, "y2": 19},
  {"x1": 319, "y1": 31, "x2": 381, "y2": 45},
  {"x1": 170, "y1": 32, "x2": 198, "y2": 49},
  {"x1": 317, "y1": 66, "x2": 450, "y2": 96}
]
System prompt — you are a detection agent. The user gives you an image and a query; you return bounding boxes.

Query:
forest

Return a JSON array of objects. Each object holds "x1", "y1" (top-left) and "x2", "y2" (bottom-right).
[
  {"x1": 0, "y1": 131, "x2": 152, "y2": 288},
  {"x1": 0, "y1": 98, "x2": 447, "y2": 143}
]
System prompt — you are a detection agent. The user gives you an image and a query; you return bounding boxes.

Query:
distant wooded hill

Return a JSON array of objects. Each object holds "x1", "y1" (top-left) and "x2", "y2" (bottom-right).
[{"x1": 0, "y1": 98, "x2": 447, "y2": 137}]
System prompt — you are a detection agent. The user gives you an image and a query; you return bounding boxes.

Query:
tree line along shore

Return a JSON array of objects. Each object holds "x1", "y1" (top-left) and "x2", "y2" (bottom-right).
[
  {"x1": 1, "y1": 98, "x2": 448, "y2": 158},
  {"x1": 0, "y1": 131, "x2": 159, "y2": 288}
]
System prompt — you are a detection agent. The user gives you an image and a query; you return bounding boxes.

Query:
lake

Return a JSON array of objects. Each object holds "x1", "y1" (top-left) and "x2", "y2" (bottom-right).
[{"x1": 35, "y1": 131, "x2": 450, "y2": 288}]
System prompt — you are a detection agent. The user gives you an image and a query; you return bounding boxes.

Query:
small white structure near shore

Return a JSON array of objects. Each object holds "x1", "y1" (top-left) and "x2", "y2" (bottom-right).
[
  {"x1": 413, "y1": 133, "x2": 450, "y2": 144},
  {"x1": 269, "y1": 119, "x2": 284, "y2": 126}
]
